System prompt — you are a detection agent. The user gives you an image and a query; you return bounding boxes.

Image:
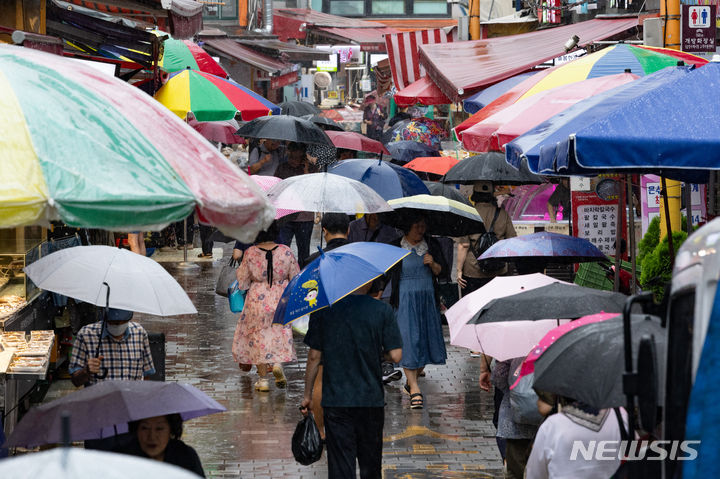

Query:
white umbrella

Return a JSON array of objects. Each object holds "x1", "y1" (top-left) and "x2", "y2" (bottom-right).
[
  {"x1": 0, "y1": 448, "x2": 201, "y2": 479},
  {"x1": 445, "y1": 273, "x2": 568, "y2": 360},
  {"x1": 266, "y1": 173, "x2": 392, "y2": 214},
  {"x1": 24, "y1": 246, "x2": 197, "y2": 316}
]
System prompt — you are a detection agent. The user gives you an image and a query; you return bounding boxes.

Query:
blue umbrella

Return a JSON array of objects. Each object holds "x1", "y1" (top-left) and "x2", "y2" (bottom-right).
[
  {"x1": 328, "y1": 159, "x2": 429, "y2": 200},
  {"x1": 272, "y1": 243, "x2": 410, "y2": 325},
  {"x1": 386, "y1": 140, "x2": 440, "y2": 164},
  {"x1": 463, "y1": 72, "x2": 537, "y2": 114},
  {"x1": 478, "y1": 231, "x2": 607, "y2": 265},
  {"x1": 505, "y1": 65, "x2": 710, "y2": 183}
]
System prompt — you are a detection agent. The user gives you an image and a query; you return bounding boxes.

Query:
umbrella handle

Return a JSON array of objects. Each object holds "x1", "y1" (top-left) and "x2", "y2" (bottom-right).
[{"x1": 96, "y1": 367, "x2": 108, "y2": 380}]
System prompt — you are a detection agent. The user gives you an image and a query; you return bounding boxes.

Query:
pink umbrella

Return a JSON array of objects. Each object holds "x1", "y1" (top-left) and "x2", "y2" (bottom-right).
[
  {"x1": 249, "y1": 175, "x2": 298, "y2": 219},
  {"x1": 325, "y1": 130, "x2": 390, "y2": 155},
  {"x1": 188, "y1": 117, "x2": 243, "y2": 144},
  {"x1": 446, "y1": 273, "x2": 567, "y2": 360},
  {"x1": 510, "y1": 311, "x2": 619, "y2": 389},
  {"x1": 461, "y1": 72, "x2": 638, "y2": 153}
]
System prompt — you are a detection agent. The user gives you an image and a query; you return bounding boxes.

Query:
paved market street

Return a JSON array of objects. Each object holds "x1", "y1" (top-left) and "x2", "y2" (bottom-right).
[{"x1": 46, "y1": 241, "x2": 504, "y2": 478}]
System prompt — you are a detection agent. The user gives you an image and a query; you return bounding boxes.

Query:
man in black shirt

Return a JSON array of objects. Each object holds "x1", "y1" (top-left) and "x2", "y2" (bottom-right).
[{"x1": 301, "y1": 213, "x2": 350, "y2": 268}]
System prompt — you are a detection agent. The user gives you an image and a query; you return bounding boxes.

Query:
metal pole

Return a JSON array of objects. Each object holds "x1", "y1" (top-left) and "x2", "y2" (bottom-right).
[
  {"x1": 685, "y1": 183, "x2": 693, "y2": 234},
  {"x1": 177, "y1": 216, "x2": 199, "y2": 271},
  {"x1": 614, "y1": 177, "x2": 625, "y2": 292},
  {"x1": 627, "y1": 175, "x2": 637, "y2": 294}
]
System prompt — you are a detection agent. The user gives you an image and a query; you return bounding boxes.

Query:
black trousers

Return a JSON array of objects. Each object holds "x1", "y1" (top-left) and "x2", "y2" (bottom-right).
[
  {"x1": 460, "y1": 276, "x2": 493, "y2": 298},
  {"x1": 199, "y1": 224, "x2": 214, "y2": 254},
  {"x1": 324, "y1": 407, "x2": 384, "y2": 479}
]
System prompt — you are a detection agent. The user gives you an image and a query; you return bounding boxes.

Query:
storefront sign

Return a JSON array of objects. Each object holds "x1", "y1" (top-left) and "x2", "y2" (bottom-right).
[
  {"x1": 270, "y1": 71, "x2": 299, "y2": 90},
  {"x1": 315, "y1": 45, "x2": 361, "y2": 72},
  {"x1": 514, "y1": 224, "x2": 536, "y2": 236},
  {"x1": 545, "y1": 222, "x2": 570, "y2": 235},
  {"x1": 640, "y1": 175, "x2": 707, "y2": 236},
  {"x1": 572, "y1": 192, "x2": 627, "y2": 257},
  {"x1": 682, "y1": 4, "x2": 717, "y2": 52}
]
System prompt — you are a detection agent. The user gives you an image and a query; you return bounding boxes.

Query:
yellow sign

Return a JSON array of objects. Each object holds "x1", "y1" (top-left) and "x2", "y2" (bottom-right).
[
  {"x1": 514, "y1": 224, "x2": 535, "y2": 236},
  {"x1": 327, "y1": 91, "x2": 338, "y2": 99},
  {"x1": 545, "y1": 223, "x2": 570, "y2": 235}
]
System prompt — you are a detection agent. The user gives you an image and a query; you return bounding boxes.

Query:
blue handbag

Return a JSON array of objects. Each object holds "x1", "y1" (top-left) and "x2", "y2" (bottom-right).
[{"x1": 228, "y1": 280, "x2": 247, "y2": 313}]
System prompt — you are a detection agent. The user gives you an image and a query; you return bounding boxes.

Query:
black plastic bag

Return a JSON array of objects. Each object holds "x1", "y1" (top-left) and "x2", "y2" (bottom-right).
[{"x1": 292, "y1": 413, "x2": 323, "y2": 465}]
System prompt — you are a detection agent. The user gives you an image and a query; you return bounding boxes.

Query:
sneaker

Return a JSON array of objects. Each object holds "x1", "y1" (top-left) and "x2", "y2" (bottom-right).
[
  {"x1": 272, "y1": 365, "x2": 287, "y2": 388},
  {"x1": 470, "y1": 351, "x2": 482, "y2": 358},
  {"x1": 254, "y1": 379, "x2": 270, "y2": 392},
  {"x1": 382, "y1": 362, "x2": 402, "y2": 384}
]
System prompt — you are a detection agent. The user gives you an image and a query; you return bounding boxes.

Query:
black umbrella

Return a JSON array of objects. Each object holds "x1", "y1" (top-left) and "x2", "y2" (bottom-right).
[
  {"x1": 235, "y1": 115, "x2": 332, "y2": 145},
  {"x1": 381, "y1": 194, "x2": 485, "y2": 237},
  {"x1": 469, "y1": 282, "x2": 627, "y2": 324},
  {"x1": 387, "y1": 140, "x2": 441, "y2": 164},
  {"x1": 422, "y1": 181, "x2": 471, "y2": 205},
  {"x1": 280, "y1": 101, "x2": 320, "y2": 117},
  {"x1": 533, "y1": 314, "x2": 665, "y2": 409},
  {"x1": 301, "y1": 114, "x2": 345, "y2": 131},
  {"x1": 442, "y1": 152, "x2": 544, "y2": 185}
]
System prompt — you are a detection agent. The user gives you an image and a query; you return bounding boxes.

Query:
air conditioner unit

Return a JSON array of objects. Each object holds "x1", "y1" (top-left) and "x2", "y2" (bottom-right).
[{"x1": 313, "y1": 71, "x2": 332, "y2": 90}]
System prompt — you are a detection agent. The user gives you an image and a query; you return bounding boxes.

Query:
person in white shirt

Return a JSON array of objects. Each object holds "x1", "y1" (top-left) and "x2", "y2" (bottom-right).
[{"x1": 526, "y1": 399, "x2": 628, "y2": 479}]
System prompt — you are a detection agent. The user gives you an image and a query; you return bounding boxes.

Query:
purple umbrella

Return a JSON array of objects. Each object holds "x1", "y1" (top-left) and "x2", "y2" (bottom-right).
[
  {"x1": 7, "y1": 380, "x2": 226, "y2": 447},
  {"x1": 478, "y1": 231, "x2": 607, "y2": 266}
]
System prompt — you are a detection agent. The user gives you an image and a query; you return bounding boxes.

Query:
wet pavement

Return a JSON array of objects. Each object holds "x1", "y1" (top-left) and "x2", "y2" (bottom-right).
[{"x1": 44, "y1": 240, "x2": 504, "y2": 478}]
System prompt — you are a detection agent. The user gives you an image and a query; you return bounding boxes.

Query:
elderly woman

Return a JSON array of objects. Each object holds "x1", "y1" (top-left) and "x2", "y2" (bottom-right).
[
  {"x1": 232, "y1": 222, "x2": 299, "y2": 392},
  {"x1": 388, "y1": 213, "x2": 447, "y2": 409},
  {"x1": 119, "y1": 414, "x2": 204, "y2": 477}
]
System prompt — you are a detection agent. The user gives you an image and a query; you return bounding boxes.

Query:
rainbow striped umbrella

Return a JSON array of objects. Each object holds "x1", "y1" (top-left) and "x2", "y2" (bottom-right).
[
  {"x1": 0, "y1": 45, "x2": 274, "y2": 242},
  {"x1": 455, "y1": 44, "x2": 708, "y2": 140},
  {"x1": 155, "y1": 69, "x2": 281, "y2": 122},
  {"x1": 159, "y1": 38, "x2": 227, "y2": 77}
]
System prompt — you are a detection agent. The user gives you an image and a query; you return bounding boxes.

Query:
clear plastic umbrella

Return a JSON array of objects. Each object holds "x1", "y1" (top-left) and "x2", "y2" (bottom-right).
[{"x1": 266, "y1": 173, "x2": 392, "y2": 214}]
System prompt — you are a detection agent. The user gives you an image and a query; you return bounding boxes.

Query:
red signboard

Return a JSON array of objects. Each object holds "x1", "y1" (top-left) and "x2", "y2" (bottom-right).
[
  {"x1": 572, "y1": 192, "x2": 628, "y2": 259},
  {"x1": 682, "y1": 4, "x2": 717, "y2": 52},
  {"x1": 270, "y1": 71, "x2": 299, "y2": 89}
]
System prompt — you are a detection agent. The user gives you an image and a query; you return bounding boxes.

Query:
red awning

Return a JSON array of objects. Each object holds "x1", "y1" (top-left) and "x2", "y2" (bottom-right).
[
  {"x1": 419, "y1": 17, "x2": 639, "y2": 102},
  {"x1": 315, "y1": 27, "x2": 399, "y2": 52},
  {"x1": 202, "y1": 39, "x2": 297, "y2": 76},
  {"x1": 274, "y1": 8, "x2": 391, "y2": 41},
  {"x1": 394, "y1": 76, "x2": 450, "y2": 107}
]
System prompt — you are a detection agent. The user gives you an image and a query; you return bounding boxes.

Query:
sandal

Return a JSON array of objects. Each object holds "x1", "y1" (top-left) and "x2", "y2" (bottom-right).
[
  {"x1": 409, "y1": 393, "x2": 424, "y2": 409},
  {"x1": 273, "y1": 364, "x2": 287, "y2": 388}
]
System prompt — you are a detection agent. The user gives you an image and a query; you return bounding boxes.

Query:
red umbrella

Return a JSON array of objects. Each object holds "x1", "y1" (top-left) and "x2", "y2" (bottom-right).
[
  {"x1": 403, "y1": 156, "x2": 459, "y2": 176},
  {"x1": 394, "y1": 76, "x2": 451, "y2": 107},
  {"x1": 187, "y1": 117, "x2": 244, "y2": 144},
  {"x1": 325, "y1": 130, "x2": 390, "y2": 155}
]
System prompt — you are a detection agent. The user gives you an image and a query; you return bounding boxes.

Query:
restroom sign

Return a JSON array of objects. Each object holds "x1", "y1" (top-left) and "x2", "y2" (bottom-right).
[{"x1": 683, "y1": 5, "x2": 716, "y2": 52}]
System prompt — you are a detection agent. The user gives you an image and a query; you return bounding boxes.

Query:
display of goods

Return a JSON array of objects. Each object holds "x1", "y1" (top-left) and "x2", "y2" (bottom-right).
[
  {"x1": 0, "y1": 295, "x2": 27, "y2": 318},
  {"x1": 8, "y1": 355, "x2": 46, "y2": 373}
]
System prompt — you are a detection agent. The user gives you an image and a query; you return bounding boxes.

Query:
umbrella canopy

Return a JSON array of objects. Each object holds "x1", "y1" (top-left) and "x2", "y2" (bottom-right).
[
  {"x1": 512, "y1": 311, "x2": 619, "y2": 388},
  {"x1": 159, "y1": 38, "x2": 227, "y2": 77},
  {"x1": 382, "y1": 194, "x2": 485, "y2": 237},
  {"x1": 461, "y1": 72, "x2": 638, "y2": 153},
  {"x1": 7, "y1": 380, "x2": 225, "y2": 447},
  {"x1": 446, "y1": 273, "x2": 564, "y2": 356},
  {"x1": 533, "y1": 314, "x2": 665, "y2": 408},
  {"x1": 478, "y1": 231, "x2": 607, "y2": 265},
  {"x1": 280, "y1": 100, "x2": 320, "y2": 116},
  {"x1": 394, "y1": 76, "x2": 451, "y2": 107},
  {"x1": 403, "y1": 156, "x2": 459, "y2": 176},
  {"x1": 188, "y1": 117, "x2": 241, "y2": 144},
  {"x1": 24, "y1": 246, "x2": 197, "y2": 316},
  {"x1": 442, "y1": 152, "x2": 543, "y2": 185},
  {"x1": 0, "y1": 448, "x2": 201, "y2": 478},
  {"x1": 469, "y1": 282, "x2": 627, "y2": 324},
  {"x1": 389, "y1": 117, "x2": 449, "y2": 149},
  {"x1": 422, "y1": 181, "x2": 470, "y2": 205},
  {"x1": 328, "y1": 159, "x2": 429, "y2": 201},
  {"x1": 507, "y1": 63, "x2": 720, "y2": 182},
  {"x1": 235, "y1": 115, "x2": 332, "y2": 145},
  {"x1": 301, "y1": 114, "x2": 345, "y2": 131},
  {"x1": 325, "y1": 130, "x2": 390, "y2": 155},
  {"x1": 155, "y1": 69, "x2": 281, "y2": 122},
  {"x1": 250, "y1": 175, "x2": 298, "y2": 219},
  {"x1": 266, "y1": 173, "x2": 392, "y2": 214},
  {"x1": 0, "y1": 45, "x2": 273, "y2": 242},
  {"x1": 386, "y1": 140, "x2": 440, "y2": 164},
  {"x1": 273, "y1": 242, "x2": 410, "y2": 325},
  {"x1": 463, "y1": 72, "x2": 537, "y2": 114},
  {"x1": 455, "y1": 43, "x2": 707, "y2": 138}
]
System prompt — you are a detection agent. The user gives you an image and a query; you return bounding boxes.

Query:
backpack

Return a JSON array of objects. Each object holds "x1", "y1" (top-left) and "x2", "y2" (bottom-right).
[{"x1": 470, "y1": 208, "x2": 506, "y2": 274}]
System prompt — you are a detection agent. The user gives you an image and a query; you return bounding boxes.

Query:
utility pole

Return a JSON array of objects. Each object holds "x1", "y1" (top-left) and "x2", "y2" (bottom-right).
[
  {"x1": 659, "y1": 0, "x2": 683, "y2": 239},
  {"x1": 469, "y1": 0, "x2": 481, "y2": 40}
]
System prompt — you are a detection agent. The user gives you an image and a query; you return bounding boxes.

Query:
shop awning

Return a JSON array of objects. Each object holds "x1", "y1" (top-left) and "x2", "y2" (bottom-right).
[
  {"x1": 314, "y1": 27, "x2": 399, "y2": 52},
  {"x1": 236, "y1": 39, "x2": 331, "y2": 62},
  {"x1": 394, "y1": 76, "x2": 450, "y2": 107},
  {"x1": 419, "y1": 17, "x2": 640, "y2": 102}
]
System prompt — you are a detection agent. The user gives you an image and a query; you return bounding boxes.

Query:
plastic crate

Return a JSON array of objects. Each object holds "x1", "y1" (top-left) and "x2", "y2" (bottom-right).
[{"x1": 574, "y1": 258, "x2": 639, "y2": 291}]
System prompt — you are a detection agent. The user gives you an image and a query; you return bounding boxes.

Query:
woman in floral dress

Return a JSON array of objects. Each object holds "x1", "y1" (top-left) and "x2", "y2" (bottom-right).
[{"x1": 232, "y1": 226, "x2": 299, "y2": 391}]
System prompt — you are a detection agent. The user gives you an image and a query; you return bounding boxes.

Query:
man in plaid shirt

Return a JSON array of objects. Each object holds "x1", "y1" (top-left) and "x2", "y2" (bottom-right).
[{"x1": 69, "y1": 308, "x2": 155, "y2": 387}]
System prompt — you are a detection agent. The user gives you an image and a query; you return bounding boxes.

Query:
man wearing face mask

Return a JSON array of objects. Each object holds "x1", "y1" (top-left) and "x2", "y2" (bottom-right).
[{"x1": 69, "y1": 308, "x2": 155, "y2": 388}]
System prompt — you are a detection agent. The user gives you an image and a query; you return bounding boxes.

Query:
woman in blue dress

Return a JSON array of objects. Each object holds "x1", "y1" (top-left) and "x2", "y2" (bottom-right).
[{"x1": 389, "y1": 214, "x2": 448, "y2": 409}]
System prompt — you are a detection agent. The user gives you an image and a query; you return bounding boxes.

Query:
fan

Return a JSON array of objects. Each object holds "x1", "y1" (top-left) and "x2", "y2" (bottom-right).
[{"x1": 313, "y1": 71, "x2": 332, "y2": 90}]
